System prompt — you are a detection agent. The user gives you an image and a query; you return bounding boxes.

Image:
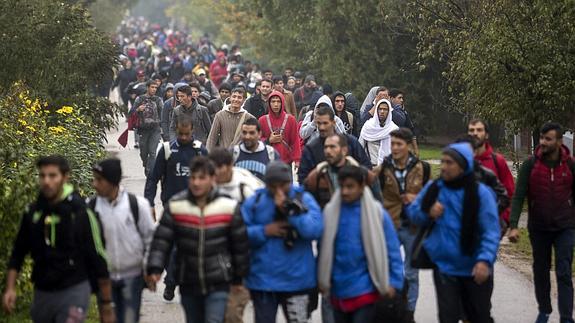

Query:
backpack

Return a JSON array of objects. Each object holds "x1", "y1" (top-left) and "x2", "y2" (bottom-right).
[
  {"x1": 88, "y1": 193, "x2": 141, "y2": 236},
  {"x1": 232, "y1": 144, "x2": 276, "y2": 163},
  {"x1": 138, "y1": 97, "x2": 160, "y2": 129},
  {"x1": 162, "y1": 140, "x2": 203, "y2": 161}
]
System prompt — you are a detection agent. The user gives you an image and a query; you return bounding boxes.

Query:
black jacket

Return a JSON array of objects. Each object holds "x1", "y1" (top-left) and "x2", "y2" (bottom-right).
[
  {"x1": 475, "y1": 164, "x2": 510, "y2": 213},
  {"x1": 243, "y1": 94, "x2": 267, "y2": 120},
  {"x1": 147, "y1": 189, "x2": 249, "y2": 295},
  {"x1": 8, "y1": 185, "x2": 110, "y2": 291}
]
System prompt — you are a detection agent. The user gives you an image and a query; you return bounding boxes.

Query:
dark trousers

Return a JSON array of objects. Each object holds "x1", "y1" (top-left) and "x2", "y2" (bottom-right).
[
  {"x1": 333, "y1": 303, "x2": 375, "y2": 323},
  {"x1": 529, "y1": 229, "x2": 575, "y2": 322},
  {"x1": 433, "y1": 270, "x2": 494, "y2": 323},
  {"x1": 250, "y1": 289, "x2": 312, "y2": 323}
]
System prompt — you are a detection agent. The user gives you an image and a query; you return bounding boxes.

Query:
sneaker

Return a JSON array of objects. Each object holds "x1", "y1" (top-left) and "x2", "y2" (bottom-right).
[
  {"x1": 134, "y1": 144, "x2": 139, "y2": 149},
  {"x1": 535, "y1": 313, "x2": 550, "y2": 323},
  {"x1": 404, "y1": 310, "x2": 416, "y2": 323},
  {"x1": 163, "y1": 285, "x2": 175, "y2": 301}
]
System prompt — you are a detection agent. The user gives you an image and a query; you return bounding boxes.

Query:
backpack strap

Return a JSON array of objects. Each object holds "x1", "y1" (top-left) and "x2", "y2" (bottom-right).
[
  {"x1": 422, "y1": 161, "x2": 431, "y2": 184},
  {"x1": 192, "y1": 140, "x2": 204, "y2": 155},
  {"x1": 280, "y1": 114, "x2": 289, "y2": 133},
  {"x1": 491, "y1": 153, "x2": 501, "y2": 177},
  {"x1": 127, "y1": 193, "x2": 141, "y2": 237},
  {"x1": 265, "y1": 115, "x2": 273, "y2": 133},
  {"x1": 163, "y1": 141, "x2": 172, "y2": 161},
  {"x1": 266, "y1": 145, "x2": 276, "y2": 162},
  {"x1": 239, "y1": 182, "x2": 246, "y2": 203},
  {"x1": 347, "y1": 111, "x2": 354, "y2": 132}
]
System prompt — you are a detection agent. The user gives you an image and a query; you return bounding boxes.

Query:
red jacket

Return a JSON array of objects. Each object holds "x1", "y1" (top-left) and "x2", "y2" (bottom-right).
[
  {"x1": 259, "y1": 91, "x2": 301, "y2": 163},
  {"x1": 209, "y1": 52, "x2": 228, "y2": 88},
  {"x1": 475, "y1": 142, "x2": 515, "y2": 223}
]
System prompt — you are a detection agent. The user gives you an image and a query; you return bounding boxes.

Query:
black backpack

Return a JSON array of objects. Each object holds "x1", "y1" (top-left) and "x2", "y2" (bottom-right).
[{"x1": 88, "y1": 193, "x2": 140, "y2": 235}]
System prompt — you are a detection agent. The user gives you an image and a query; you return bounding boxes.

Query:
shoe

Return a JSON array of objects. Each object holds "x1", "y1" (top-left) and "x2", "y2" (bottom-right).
[
  {"x1": 163, "y1": 285, "x2": 175, "y2": 301},
  {"x1": 535, "y1": 313, "x2": 550, "y2": 323},
  {"x1": 404, "y1": 310, "x2": 416, "y2": 323},
  {"x1": 134, "y1": 144, "x2": 139, "y2": 149}
]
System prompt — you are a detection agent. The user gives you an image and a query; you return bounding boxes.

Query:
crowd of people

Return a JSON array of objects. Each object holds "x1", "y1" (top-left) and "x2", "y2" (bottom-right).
[{"x1": 2, "y1": 16, "x2": 575, "y2": 323}]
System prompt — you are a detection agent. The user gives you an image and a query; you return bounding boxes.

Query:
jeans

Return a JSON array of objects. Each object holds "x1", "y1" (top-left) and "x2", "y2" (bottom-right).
[
  {"x1": 138, "y1": 127, "x2": 161, "y2": 176},
  {"x1": 433, "y1": 270, "x2": 494, "y2": 323},
  {"x1": 31, "y1": 280, "x2": 91, "y2": 323},
  {"x1": 111, "y1": 275, "x2": 145, "y2": 323},
  {"x1": 164, "y1": 247, "x2": 177, "y2": 288},
  {"x1": 250, "y1": 290, "x2": 312, "y2": 323},
  {"x1": 332, "y1": 303, "x2": 375, "y2": 323},
  {"x1": 530, "y1": 229, "x2": 575, "y2": 322},
  {"x1": 398, "y1": 225, "x2": 419, "y2": 312},
  {"x1": 180, "y1": 291, "x2": 229, "y2": 323}
]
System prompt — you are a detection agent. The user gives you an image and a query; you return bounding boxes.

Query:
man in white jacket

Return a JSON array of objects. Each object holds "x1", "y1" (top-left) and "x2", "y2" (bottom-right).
[
  {"x1": 91, "y1": 158, "x2": 156, "y2": 323},
  {"x1": 359, "y1": 99, "x2": 399, "y2": 166},
  {"x1": 299, "y1": 95, "x2": 346, "y2": 143},
  {"x1": 209, "y1": 148, "x2": 264, "y2": 323}
]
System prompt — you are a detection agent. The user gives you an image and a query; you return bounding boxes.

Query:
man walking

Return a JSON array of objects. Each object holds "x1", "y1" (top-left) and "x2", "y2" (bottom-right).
[
  {"x1": 132, "y1": 79, "x2": 164, "y2": 176},
  {"x1": 207, "y1": 87, "x2": 256, "y2": 151},
  {"x1": 318, "y1": 165, "x2": 404, "y2": 322},
  {"x1": 468, "y1": 119, "x2": 515, "y2": 233},
  {"x1": 359, "y1": 99, "x2": 399, "y2": 166},
  {"x1": 170, "y1": 85, "x2": 212, "y2": 144},
  {"x1": 375, "y1": 128, "x2": 430, "y2": 322},
  {"x1": 91, "y1": 158, "x2": 156, "y2": 323},
  {"x1": 147, "y1": 157, "x2": 250, "y2": 323},
  {"x1": 244, "y1": 78, "x2": 273, "y2": 120},
  {"x1": 232, "y1": 118, "x2": 280, "y2": 181},
  {"x1": 272, "y1": 75, "x2": 297, "y2": 116},
  {"x1": 207, "y1": 82, "x2": 232, "y2": 120},
  {"x1": 508, "y1": 122, "x2": 575, "y2": 323},
  {"x1": 3, "y1": 155, "x2": 115, "y2": 323},
  {"x1": 407, "y1": 143, "x2": 500, "y2": 323},
  {"x1": 241, "y1": 161, "x2": 323, "y2": 323},
  {"x1": 389, "y1": 89, "x2": 418, "y2": 156}
]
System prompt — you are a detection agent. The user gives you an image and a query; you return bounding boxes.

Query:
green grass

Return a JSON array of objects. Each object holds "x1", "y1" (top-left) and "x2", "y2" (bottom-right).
[{"x1": 419, "y1": 145, "x2": 443, "y2": 161}]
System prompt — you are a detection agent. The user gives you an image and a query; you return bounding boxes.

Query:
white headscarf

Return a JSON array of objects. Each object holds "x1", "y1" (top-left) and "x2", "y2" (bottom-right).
[{"x1": 359, "y1": 99, "x2": 398, "y2": 164}]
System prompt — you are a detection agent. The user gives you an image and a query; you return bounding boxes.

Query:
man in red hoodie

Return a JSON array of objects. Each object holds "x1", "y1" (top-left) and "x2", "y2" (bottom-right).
[
  {"x1": 259, "y1": 91, "x2": 301, "y2": 168},
  {"x1": 209, "y1": 51, "x2": 228, "y2": 88},
  {"x1": 468, "y1": 119, "x2": 515, "y2": 231}
]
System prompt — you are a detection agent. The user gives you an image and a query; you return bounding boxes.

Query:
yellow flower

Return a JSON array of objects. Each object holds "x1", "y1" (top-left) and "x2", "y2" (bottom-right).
[
  {"x1": 16, "y1": 130, "x2": 23, "y2": 135},
  {"x1": 18, "y1": 119, "x2": 27, "y2": 126},
  {"x1": 26, "y1": 125, "x2": 36, "y2": 132},
  {"x1": 56, "y1": 106, "x2": 73, "y2": 114},
  {"x1": 48, "y1": 126, "x2": 66, "y2": 133}
]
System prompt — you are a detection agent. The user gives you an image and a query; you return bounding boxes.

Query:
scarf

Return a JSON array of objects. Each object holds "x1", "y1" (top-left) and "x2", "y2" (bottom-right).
[
  {"x1": 421, "y1": 173, "x2": 479, "y2": 255},
  {"x1": 359, "y1": 99, "x2": 399, "y2": 164},
  {"x1": 318, "y1": 188, "x2": 389, "y2": 296}
]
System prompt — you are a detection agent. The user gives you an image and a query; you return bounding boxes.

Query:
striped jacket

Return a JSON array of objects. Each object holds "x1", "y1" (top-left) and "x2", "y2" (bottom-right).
[{"x1": 147, "y1": 189, "x2": 249, "y2": 295}]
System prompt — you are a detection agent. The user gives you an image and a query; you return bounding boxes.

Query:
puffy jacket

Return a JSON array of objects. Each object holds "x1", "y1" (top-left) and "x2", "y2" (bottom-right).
[
  {"x1": 241, "y1": 185, "x2": 323, "y2": 292},
  {"x1": 147, "y1": 189, "x2": 249, "y2": 295},
  {"x1": 406, "y1": 143, "x2": 500, "y2": 276}
]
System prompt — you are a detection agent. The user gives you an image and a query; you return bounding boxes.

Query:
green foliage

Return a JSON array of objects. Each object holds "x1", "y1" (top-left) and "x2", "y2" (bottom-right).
[{"x1": 405, "y1": 0, "x2": 575, "y2": 131}]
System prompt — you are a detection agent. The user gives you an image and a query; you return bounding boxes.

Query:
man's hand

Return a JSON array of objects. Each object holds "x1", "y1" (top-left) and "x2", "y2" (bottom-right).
[
  {"x1": 273, "y1": 187, "x2": 287, "y2": 209},
  {"x1": 145, "y1": 274, "x2": 160, "y2": 291},
  {"x1": 269, "y1": 132, "x2": 282, "y2": 144},
  {"x1": 384, "y1": 287, "x2": 396, "y2": 299},
  {"x1": 2, "y1": 288, "x2": 16, "y2": 314},
  {"x1": 136, "y1": 105, "x2": 145, "y2": 112},
  {"x1": 472, "y1": 261, "x2": 491, "y2": 285},
  {"x1": 508, "y1": 228, "x2": 520, "y2": 243},
  {"x1": 99, "y1": 303, "x2": 116, "y2": 323},
  {"x1": 368, "y1": 106, "x2": 376, "y2": 117},
  {"x1": 429, "y1": 201, "x2": 444, "y2": 220},
  {"x1": 265, "y1": 221, "x2": 290, "y2": 238},
  {"x1": 230, "y1": 284, "x2": 244, "y2": 294},
  {"x1": 401, "y1": 193, "x2": 417, "y2": 205}
]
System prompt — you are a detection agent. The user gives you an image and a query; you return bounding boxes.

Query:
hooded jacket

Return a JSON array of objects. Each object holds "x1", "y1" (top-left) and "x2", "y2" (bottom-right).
[
  {"x1": 359, "y1": 99, "x2": 399, "y2": 165},
  {"x1": 206, "y1": 103, "x2": 256, "y2": 151},
  {"x1": 299, "y1": 95, "x2": 347, "y2": 142},
  {"x1": 259, "y1": 91, "x2": 301, "y2": 164},
  {"x1": 170, "y1": 99, "x2": 212, "y2": 144},
  {"x1": 475, "y1": 142, "x2": 515, "y2": 223},
  {"x1": 332, "y1": 91, "x2": 359, "y2": 137},
  {"x1": 406, "y1": 143, "x2": 500, "y2": 276},
  {"x1": 241, "y1": 185, "x2": 323, "y2": 292}
]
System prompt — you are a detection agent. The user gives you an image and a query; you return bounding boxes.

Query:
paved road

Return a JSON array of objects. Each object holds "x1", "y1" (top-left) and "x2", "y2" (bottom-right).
[{"x1": 105, "y1": 119, "x2": 559, "y2": 323}]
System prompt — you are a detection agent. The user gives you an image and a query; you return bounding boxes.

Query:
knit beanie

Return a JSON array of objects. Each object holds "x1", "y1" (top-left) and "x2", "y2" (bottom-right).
[
  {"x1": 264, "y1": 161, "x2": 292, "y2": 185},
  {"x1": 92, "y1": 158, "x2": 122, "y2": 186}
]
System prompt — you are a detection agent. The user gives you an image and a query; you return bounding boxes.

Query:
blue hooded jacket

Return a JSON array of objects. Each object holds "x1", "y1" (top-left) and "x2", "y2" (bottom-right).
[
  {"x1": 331, "y1": 201, "x2": 404, "y2": 299},
  {"x1": 406, "y1": 143, "x2": 500, "y2": 276},
  {"x1": 241, "y1": 185, "x2": 323, "y2": 292}
]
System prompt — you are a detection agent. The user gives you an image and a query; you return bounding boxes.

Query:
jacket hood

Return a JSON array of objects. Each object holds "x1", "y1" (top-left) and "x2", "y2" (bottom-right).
[
  {"x1": 267, "y1": 90, "x2": 286, "y2": 119},
  {"x1": 446, "y1": 142, "x2": 475, "y2": 175},
  {"x1": 332, "y1": 91, "x2": 347, "y2": 113},
  {"x1": 534, "y1": 144, "x2": 572, "y2": 162},
  {"x1": 314, "y1": 95, "x2": 334, "y2": 113},
  {"x1": 223, "y1": 102, "x2": 247, "y2": 114}
]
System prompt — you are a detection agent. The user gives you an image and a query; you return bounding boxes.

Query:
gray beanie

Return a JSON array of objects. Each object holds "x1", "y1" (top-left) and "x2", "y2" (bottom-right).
[{"x1": 264, "y1": 161, "x2": 292, "y2": 185}]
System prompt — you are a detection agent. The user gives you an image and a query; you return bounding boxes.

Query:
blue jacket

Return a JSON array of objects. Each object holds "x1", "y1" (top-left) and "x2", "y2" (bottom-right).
[
  {"x1": 332, "y1": 200, "x2": 403, "y2": 298},
  {"x1": 406, "y1": 143, "x2": 500, "y2": 277},
  {"x1": 144, "y1": 139, "x2": 208, "y2": 206},
  {"x1": 241, "y1": 185, "x2": 323, "y2": 292}
]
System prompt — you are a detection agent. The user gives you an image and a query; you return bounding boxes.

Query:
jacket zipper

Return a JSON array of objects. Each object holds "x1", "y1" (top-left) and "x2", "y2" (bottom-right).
[
  {"x1": 218, "y1": 254, "x2": 230, "y2": 282},
  {"x1": 198, "y1": 208, "x2": 207, "y2": 294}
]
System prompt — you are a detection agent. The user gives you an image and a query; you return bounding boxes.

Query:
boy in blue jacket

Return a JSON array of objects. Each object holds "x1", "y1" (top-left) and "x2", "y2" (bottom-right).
[
  {"x1": 241, "y1": 161, "x2": 323, "y2": 323},
  {"x1": 407, "y1": 142, "x2": 500, "y2": 323},
  {"x1": 318, "y1": 165, "x2": 403, "y2": 322}
]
